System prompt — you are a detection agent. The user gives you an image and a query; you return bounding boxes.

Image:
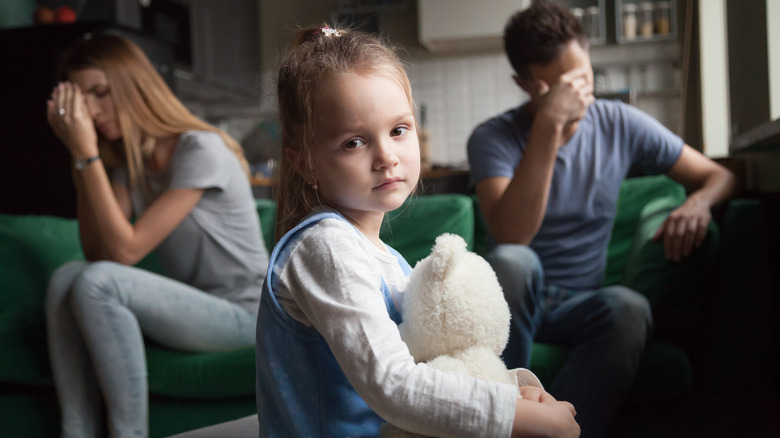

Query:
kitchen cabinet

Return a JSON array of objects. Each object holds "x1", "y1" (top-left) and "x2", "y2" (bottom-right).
[
  {"x1": 187, "y1": 0, "x2": 260, "y2": 99},
  {"x1": 561, "y1": 0, "x2": 607, "y2": 46},
  {"x1": 117, "y1": 0, "x2": 263, "y2": 116},
  {"x1": 559, "y1": 0, "x2": 675, "y2": 46},
  {"x1": 418, "y1": 0, "x2": 529, "y2": 52}
]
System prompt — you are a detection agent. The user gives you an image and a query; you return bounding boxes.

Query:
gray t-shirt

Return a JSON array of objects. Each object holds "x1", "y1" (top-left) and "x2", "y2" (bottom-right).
[
  {"x1": 468, "y1": 99, "x2": 683, "y2": 290},
  {"x1": 113, "y1": 130, "x2": 268, "y2": 312}
]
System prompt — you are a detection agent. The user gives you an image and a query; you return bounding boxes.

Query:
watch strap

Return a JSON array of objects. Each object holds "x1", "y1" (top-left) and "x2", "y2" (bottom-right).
[{"x1": 74, "y1": 154, "x2": 101, "y2": 170}]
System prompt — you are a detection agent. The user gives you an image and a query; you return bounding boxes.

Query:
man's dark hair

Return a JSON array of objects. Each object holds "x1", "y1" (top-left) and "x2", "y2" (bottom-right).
[{"x1": 503, "y1": 0, "x2": 587, "y2": 79}]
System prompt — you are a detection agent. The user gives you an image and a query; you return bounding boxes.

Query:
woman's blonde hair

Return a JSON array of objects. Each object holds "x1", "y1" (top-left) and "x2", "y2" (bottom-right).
[
  {"x1": 275, "y1": 26, "x2": 415, "y2": 239},
  {"x1": 58, "y1": 34, "x2": 249, "y2": 197}
]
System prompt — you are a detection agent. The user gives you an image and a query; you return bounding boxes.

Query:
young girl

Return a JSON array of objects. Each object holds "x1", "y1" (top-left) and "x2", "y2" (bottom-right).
[
  {"x1": 255, "y1": 26, "x2": 580, "y2": 437},
  {"x1": 44, "y1": 35, "x2": 268, "y2": 437}
]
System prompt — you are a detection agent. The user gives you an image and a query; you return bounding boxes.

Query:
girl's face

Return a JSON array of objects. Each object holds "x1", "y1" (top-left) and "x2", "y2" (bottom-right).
[
  {"x1": 310, "y1": 71, "x2": 420, "y2": 225},
  {"x1": 68, "y1": 68, "x2": 121, "y2": 141}
]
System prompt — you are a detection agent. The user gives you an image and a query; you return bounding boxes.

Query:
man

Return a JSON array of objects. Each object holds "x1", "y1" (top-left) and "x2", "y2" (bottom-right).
[{"x1": 467, "y1": 1, "x2": 737, "y2": 437}]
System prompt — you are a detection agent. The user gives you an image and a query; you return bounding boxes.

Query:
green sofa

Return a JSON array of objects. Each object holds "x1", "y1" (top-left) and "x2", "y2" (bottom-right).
[{"x1": 0, "y1": 175, "x2": 718, "y2": 437}]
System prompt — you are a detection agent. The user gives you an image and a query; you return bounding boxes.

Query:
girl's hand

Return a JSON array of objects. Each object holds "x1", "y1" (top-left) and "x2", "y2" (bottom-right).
[
  {"x1": 518, "y1": 385, "x2": 557, "y2": 404},
  {"x1": 512, "y1": 397, "x2": 580, "y2": 438},
  {"x1": 46, "y1": 82, "x2": 99, "y2": 159}
]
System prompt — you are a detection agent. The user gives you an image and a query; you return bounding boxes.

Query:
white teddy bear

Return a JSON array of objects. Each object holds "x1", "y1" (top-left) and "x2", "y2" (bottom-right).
[{"x1": 380, "y1": 233, "x2": 541, "y2": 438}]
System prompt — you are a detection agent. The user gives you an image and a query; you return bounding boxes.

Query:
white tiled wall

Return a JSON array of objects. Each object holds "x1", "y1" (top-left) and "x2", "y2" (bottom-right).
[{"x1": 408, "y1": 53, "x2": 528, "y2": 168}]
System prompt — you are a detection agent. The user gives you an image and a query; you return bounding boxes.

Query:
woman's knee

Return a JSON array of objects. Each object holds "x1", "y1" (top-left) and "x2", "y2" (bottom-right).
[
  {"x1": 69, "y1": 261, "x2": 126, "y2": 307},
  {"x1": 45, "y1": 260, "x2": 89, "y2": 314}
]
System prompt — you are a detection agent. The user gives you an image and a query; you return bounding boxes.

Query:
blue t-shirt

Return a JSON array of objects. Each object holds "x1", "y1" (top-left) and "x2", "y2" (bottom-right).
[{"x1": 467, "y1": 99, "x2": 684, "y2": 290}]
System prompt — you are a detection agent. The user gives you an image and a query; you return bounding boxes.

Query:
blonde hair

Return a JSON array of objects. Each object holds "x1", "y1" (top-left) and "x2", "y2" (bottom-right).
[
  {"x1": 275, "y1": 26, "x2": 415, "y2": 239},
  {"x1": 58, "y1": 34, "x2": 249, "y2": 197}
]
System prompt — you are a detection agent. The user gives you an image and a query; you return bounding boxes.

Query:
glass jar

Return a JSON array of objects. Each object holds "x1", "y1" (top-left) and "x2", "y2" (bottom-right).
[
  {"x1": 655, "y1": 1, "x2": 671, "y2": 35},
  {"x1": 584, "y1": 6, "x2": 600, "y2": 41},
  {"x1": 639, "y1": 2, "x2": 655, "y2": 38},
  {"x1": 623, "y1": 3, "x2": 637, "y2": 40}
]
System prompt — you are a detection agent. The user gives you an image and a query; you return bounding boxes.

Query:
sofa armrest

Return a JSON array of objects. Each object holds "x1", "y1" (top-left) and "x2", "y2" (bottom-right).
[
  {"x1": 604, "y1": 175, "x2": 687, "y2": 286},
  {"x1": 621, "y1": 196, "x2": 720, "y2": 347}
]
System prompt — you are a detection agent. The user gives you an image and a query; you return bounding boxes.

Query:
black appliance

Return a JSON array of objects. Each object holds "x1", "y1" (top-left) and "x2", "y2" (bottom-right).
[{"x1": 0, "y1": 22, "x2": 174, "y2": 218}]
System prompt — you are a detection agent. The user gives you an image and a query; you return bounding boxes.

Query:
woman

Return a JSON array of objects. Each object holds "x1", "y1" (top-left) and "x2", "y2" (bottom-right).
[{"x1": 44, "y1": 34, "x2": 268, "y2": 438}]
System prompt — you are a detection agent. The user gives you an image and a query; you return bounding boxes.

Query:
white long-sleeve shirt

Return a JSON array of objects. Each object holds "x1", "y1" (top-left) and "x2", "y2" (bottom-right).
[{"x1": 273, "y1": 215, "x2": 517, "y2": 437}]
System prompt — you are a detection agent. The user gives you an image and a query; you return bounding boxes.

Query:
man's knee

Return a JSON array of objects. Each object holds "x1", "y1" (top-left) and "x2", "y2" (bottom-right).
[
  {"x1": 487, "y1": 244, "x2": 542, "y2": 282},
  {"x1": 486, "y1": 244, "x2": 544, "y2": 307},
  {"x1": 599, "y1": 286, "x2": 652, "y2": 345}
]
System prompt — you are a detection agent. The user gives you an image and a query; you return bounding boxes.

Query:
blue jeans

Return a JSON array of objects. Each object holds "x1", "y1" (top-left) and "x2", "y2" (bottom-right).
[
  {"x1": 45, "y1": 261, "x2": 257, "y2": 438},
  {"x1": 486, "y1": 245, "x2": 652, "y2": 438}
]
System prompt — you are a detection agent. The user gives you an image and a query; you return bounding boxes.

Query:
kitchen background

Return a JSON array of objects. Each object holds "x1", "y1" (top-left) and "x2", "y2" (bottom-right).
[
  {"x1": 176, "y1": 0, "x2": 777, "y2": 175},
  {"x1": 247, "y1": 0, "x2": 690, "y2": 171},
  {"x1": 0, "y1": 0, "x2": 778, "y2": 213}
]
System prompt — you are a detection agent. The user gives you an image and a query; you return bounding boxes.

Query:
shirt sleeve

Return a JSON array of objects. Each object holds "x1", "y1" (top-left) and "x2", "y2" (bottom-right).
[
  {"x1": 280, "y1": 219, "x2": 517, "y2": 437},
  {"x1": 619, "y1": 102, "x2": 685, "y2": 174},
  {"x1": 168, "y1": 131, "x2": 232, "y2": 191},
  {"x1": 467, "y1": 117, "x2": 522, "y2": 188}
]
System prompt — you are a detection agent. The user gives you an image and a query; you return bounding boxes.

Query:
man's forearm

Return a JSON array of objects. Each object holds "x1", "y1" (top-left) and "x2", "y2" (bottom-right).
[
  {"x1": 687, "y1": 165, "x2": 737, "y2": 208},
  {"x1": 488, "y1": 118, "x2": 564, "y2": 245}
]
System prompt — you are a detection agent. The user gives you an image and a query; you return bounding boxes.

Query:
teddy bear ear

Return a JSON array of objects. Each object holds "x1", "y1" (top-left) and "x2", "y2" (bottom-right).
[{"x1": 430, "y1": 233, "x2": 467, "y2": 279}]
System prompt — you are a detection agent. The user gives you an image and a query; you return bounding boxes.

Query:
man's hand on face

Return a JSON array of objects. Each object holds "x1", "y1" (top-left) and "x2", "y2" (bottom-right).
[{"x1": 534, "y1": 67, "x2": 595, "y2": 129}]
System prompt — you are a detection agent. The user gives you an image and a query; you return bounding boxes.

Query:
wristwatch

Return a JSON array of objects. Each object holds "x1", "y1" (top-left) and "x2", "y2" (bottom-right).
[{"x1": 74, "y1": 154, "x2": 101, "y2": 171}]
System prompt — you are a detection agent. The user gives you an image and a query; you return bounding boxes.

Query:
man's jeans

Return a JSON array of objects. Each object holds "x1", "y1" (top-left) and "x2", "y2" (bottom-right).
[
  {"x1": 46, "y1": 261, "x2": 257, "y2": 438},
  {"x1": 487, "y1": 244, "x2": 652, "y2": 438}
]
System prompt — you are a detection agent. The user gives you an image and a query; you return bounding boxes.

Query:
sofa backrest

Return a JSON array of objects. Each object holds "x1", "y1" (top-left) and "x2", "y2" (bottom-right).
[
  {"x1": 381, "y1": 194, "x2": 475, "y2": 265},
  {"x1": 255, "y1": 194, "x2": 476, "y2": 267}
]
